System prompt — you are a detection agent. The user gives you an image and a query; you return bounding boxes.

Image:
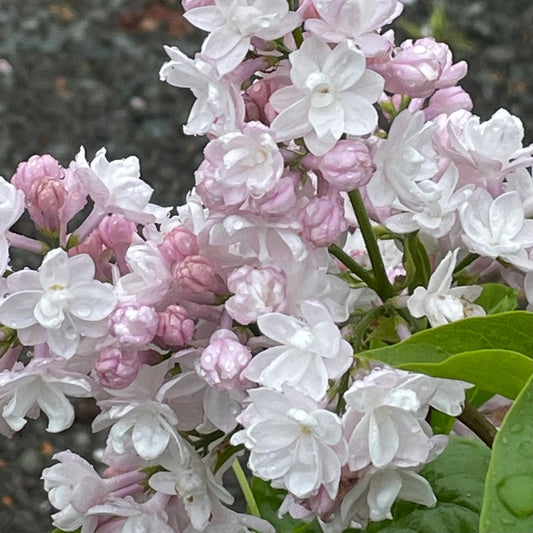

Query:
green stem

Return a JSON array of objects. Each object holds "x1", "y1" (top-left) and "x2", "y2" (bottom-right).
[
  {"x1": 458, "y1": 401, "x2": 497, "y2": 448},
  {"x1": 329, "y1": 244, "x2": 374, "y2": 287},
  {"x1": 348, "y1": 189, "x2": 395, "y2": 301},
  {"x1": 232, "y1": 458, "x2": 260, "y2": 517}
]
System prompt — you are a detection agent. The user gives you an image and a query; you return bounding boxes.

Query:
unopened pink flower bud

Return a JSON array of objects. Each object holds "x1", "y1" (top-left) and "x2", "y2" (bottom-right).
[
  {"x1": 197, "y1": 329, "x2": 252, "y2": 391},
  {"x1": 159, "y1": 226, "x2": 199, "y2": 266},
  {"x1": 156, "y1": 305, "x2": 195, "y2": 347},
  {"x1": 173, "y1": 255, "x2": 225, "y2": 294},
  {"x1": 95, "y1": 347, "x2": 141, "y2": 389},
  {"x1": 11, "y1": 154, "x2": 63, "y2": 195},
  {"x1": 98, "y1": 215, "x2": 136, "y2": 250},
  {"x1": 250, "y1": 177, "x2": 297, "y2": 215},
  {"x1": 314, "y1": 140, "x2": 375, "y2": 191},
  {"x1": 109, "y1": 304, "x2": 159, "y2": 346},
  {"x1": 424, "y1": 86, "x2": 473, "y2": 120},
  {"x1": 27, "y1": 177, "x2": 66, "y2": 232},
  {"x1": 298, "y1": 195, "x2": 348, "y2": 248},
  {"x1": 69, "y1": 230, "x2": 112, "y2": 281},
  {"x1": 373, "y1": 37, "x2": 467, "y2": 98}
]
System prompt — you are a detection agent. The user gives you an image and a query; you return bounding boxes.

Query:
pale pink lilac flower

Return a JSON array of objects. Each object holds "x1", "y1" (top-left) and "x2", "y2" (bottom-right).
[
  {"x1": 195, "y1": 122, "x2": 284, "y2": 211},
  {"x1": 407, "y1": 249, "x2": 485, "y2": 327},
  {"x1": 184, "y1": 0, "x2": 300, "y2": 75},
  {"x1": 0, "y1": 357, "x2": 94, "y2": 434},
  {"x1": 160, "y1": 47, "x2": 245, "y2": 136},
  {"x1": 342, "y1": 367, "x2": 470, "y2": 472},
  {"x1": 270, "y1": 37, "x2": 384, "y2": 156},
  {"x1": 0, "y1": 177, "x2": 25, "y2": 274},
  {"x1": 173, "y1": 254, "x2": 225, "y2": 294},
  {"x1": 244, "y1": 300, "x2": 353, "y2": 401},
  {"x1": 225, "y1": 265, "x2": 288, "y2": 325},
  {"x1": 306, "y1": 0, "x2": 403, "y2": 56},
  {"x1": 366, "y1": 110, "x2": 439, "y2": 207},
  {"x1": 231, "y1": 386, "x2": 348, "y2": 500},
  {"x1": 0, "y1": 248, "x2": 117, "y2": 359},
  {"x1": 423, "y1": 86, "x2": 473, "y2": 121},
  {"x1": 445, "y1": 108, "x2": 533, "y2": 194},
  {"x1": 109, "y1": 303, "x2": 159, "y2": 346},
  {"x1": 459, "y1": 189, "x2": 533, "y2": 271}
]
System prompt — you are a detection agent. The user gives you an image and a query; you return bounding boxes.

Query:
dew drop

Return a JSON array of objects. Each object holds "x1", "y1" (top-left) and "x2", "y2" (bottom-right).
[
  {"x1": 500, "y1": 516, "x2": 515, "y2": 526},
  {"x1": 496, "y1": 475, "x2": 533, "y2": 518},
  {"x1": 501, "y1": 436, "x2": 509, "y2": 445},
  {"x1": 509, "y1": 423, "x2": 523, "y2": 434}
]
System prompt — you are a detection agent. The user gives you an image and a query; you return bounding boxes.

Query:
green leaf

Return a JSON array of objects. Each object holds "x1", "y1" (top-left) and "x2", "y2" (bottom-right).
[
  {"x1": 362, "y1": 311, "x2": 533, "y2": 367},
  {"x1": 475, "y1": 283, "x2": 519, "y2": 314},
  {"x1": 251, "y1": 477, "x2": 322, "y2": 533},
  {"x1": 361, "y1": 437, "x2": 490, "y2": 533},
  {"x1": 480, "y1": 374, "x2": 533, "y2": 533},
  {"x1": 401, "y1": 232, "x2": 431, "y2": 293},
  {"x1": 400, "y1": 349, "x2": 533, "y2": 400}
]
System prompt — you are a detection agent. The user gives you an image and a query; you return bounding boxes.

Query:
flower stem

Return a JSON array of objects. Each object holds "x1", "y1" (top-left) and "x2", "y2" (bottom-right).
[
  {"x1": 458, "y1": 401, "x2": 497, "y2": 448},
  {"x1": 232, "y1": 458, "x2": 260, "y2": 517},
  {"x1": 329, "y1": 244, "x2": 374, "y2": 286},
  {"x1": 348, "y1": 189, "x2": 395, "y2": 301}
]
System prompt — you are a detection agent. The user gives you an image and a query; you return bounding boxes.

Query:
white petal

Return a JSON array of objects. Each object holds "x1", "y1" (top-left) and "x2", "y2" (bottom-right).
[
  {"x1": 0, "y1": 291, "x2": 41, "y2": 329},
  {"x1": 39, "y1": 384, "x2": 75, "y2": 433},
  {"x1": 69, "y1": 282, "x2": 117, "y2": 321}
]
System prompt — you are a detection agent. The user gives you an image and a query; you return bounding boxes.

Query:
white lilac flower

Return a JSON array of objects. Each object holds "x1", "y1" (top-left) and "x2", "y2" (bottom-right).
[
  {"x1": 0, "y1": 358, "x2": 94, "y2": 434},
  {"x1": 184, "y1": 499, "x2": 275, "y2": 533},
  {"x1": 306, "y1": 0, "x2": 403, "y2": 55},
  {"x1": 231, "y1": 386, "x2": 348, "y2": 500},
  {"x1": 385, "y1": 164, "x2": 474, "y2": 239},
  {"x1": 459, "y1": 189, "x2": 533, "y2": 271},
  {"x1": 74, "y1": 147, "x2": 163, "y2": 224},
  {"x1": 92, "y1": 362, "x2": 183, "y2": 461},
  {"x1": 86, "y1": 494, "x2": 175, "y2": 533},
  {"x1": 184, "y1": 0, "x2": 300, "y2": 75},
  {"x1": 160, "y1": 46, "x2": 245, "y2": 136},
  {"x1": 243, "y1": 300, "x2": 353, "y2": 401},
  {"x1": 342, "y1": 367, "x2": 470, "y2": 472},
  {"x1": 407, "y1": 249, "x2": 485, "y2": 327},
  {"x1": 320, "y1": 468, "x2": 437, "y2": 532},
  {"x1": 149, "y1": 442, "x2": 233, "y2": 531},
  {"x1": 0, "y1": 248, "x2": 116, "y2": 359},
  {"x1": 42, "y1": 450, "x2": 105, "y2": 532},
  {"x1": 447, "y1": 108, "x2": 533, "y2": 191},
  {"x1": 270, "y1": 37, "x2": 384, "y2": 156},
  {"x1": 366, "y1": 110, "x2": 440, "y2": 208},
  {"x1": 0, "y1": 176, "x2": 25, "y2": 274}
]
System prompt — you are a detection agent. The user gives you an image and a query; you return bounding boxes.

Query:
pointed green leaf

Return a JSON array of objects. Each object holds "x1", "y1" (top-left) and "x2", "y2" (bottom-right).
[
  {"x1": 475, "y1": 283, "x2": 519, "y2": 315},
  {"x1": 400, "y1": 349, "x2": 533, "y2": 400},
  {"x1": 361, "y1": 312, "x2": 533, "y2": 367},
  {"x1": 479, "y1": 374, "x2": 533, "y2": 533}
]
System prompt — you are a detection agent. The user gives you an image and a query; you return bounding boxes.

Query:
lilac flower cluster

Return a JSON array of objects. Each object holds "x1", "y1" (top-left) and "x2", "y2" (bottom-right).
[{"x1": 0, "y1": 1, "x2": 531, "y2": 532}]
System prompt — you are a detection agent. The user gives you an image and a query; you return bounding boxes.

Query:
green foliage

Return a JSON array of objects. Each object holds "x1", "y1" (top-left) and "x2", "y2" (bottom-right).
[
  {"x1": 359, "y1": 437, "x2": 490, "y2": 533},
  {"x1": 402, "y1": 349, "x2": 532, "y2": 400},
  {"x1": 400, "y1": 232, "x2": 431, "y2": 293},
  {"x1": 251, "y1": 477, "x2": 322, "y2": 533},
  {"x1": 475, "y1": 283, "x2": 519, "y2": 315},
  {"x1": 480, "y1": 374, "x2": 533, "y2": 533},
  {"x1": 362, "y1": 312, "x2": 533, "y2": 366}
]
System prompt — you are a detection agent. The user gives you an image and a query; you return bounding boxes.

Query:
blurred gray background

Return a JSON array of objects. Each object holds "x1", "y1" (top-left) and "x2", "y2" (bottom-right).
[{"x1": 0, "y1": 0, "x2": 532, "y2": 531}]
